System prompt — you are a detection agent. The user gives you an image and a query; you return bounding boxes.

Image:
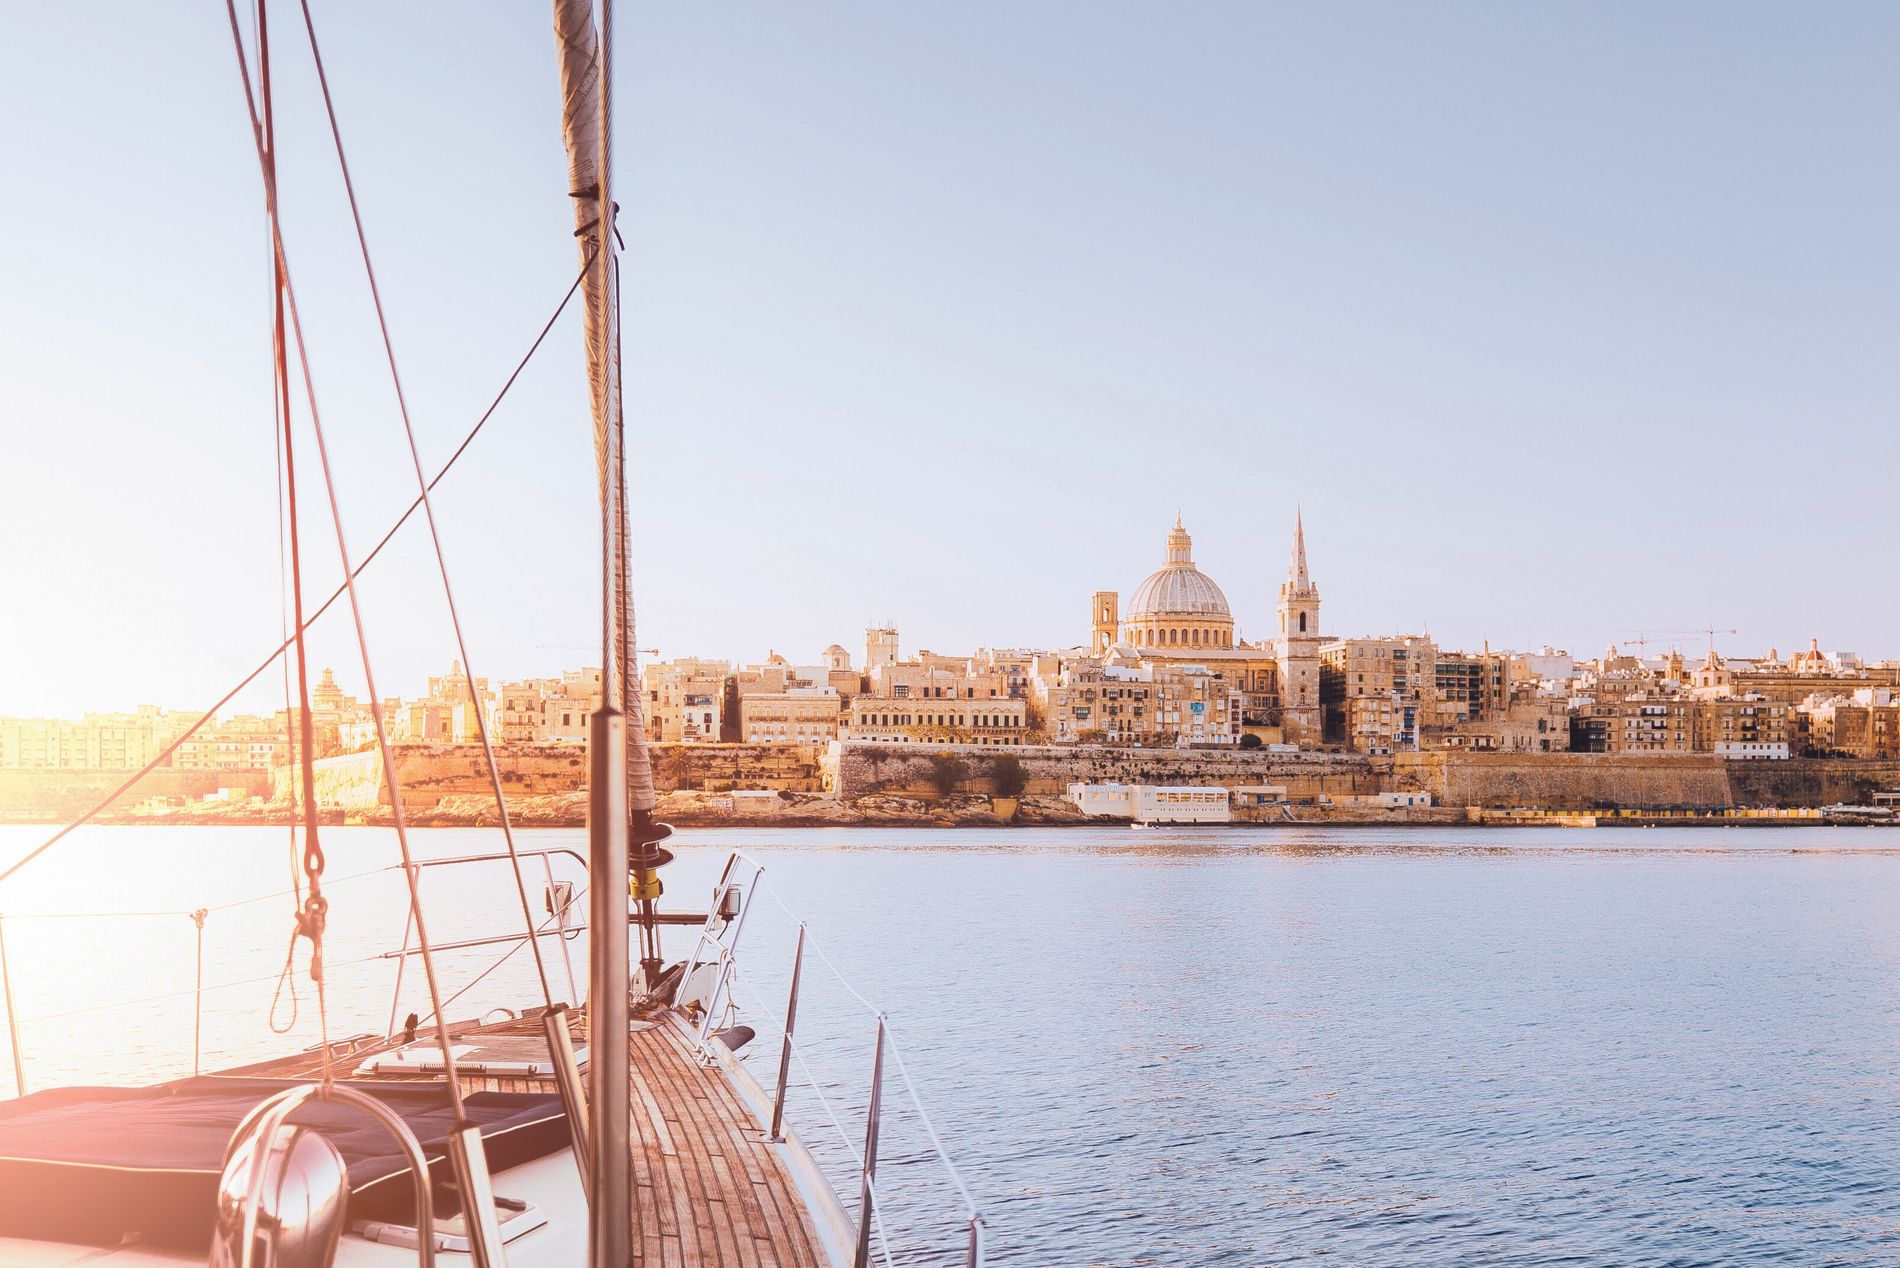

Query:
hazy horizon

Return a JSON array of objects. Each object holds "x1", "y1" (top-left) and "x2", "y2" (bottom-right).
[{"x1": 3, "y1": 2, "x2": 1896, "y2": 718}]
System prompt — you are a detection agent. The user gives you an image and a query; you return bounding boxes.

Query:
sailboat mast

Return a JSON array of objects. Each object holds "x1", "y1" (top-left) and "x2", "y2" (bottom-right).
[{"x1": 553, "y1": 3, "x2": 633, "y2": 1264}]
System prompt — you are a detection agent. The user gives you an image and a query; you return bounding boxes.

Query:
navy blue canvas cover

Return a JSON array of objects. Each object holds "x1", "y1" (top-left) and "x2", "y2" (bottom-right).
[{"x1": 0, "y1": 1077, "x2": 568, "y2": 1247}]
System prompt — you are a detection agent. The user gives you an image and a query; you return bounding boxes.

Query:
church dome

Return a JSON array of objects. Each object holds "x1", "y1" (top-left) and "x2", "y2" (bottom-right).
[{"x1": 1127, "y1": 520, "x2": 1231, "y2": 618}]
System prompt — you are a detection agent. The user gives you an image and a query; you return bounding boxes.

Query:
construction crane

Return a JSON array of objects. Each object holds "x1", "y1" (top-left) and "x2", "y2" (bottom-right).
[{"x1": 1627, "y1": 627, "x2": 1736, "y2": 657}]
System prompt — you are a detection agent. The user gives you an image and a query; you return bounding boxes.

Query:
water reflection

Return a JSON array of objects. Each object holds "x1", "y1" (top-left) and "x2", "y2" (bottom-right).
[{"x1": 0, "y1": 824, "x2": 1896, "y2": 1264}]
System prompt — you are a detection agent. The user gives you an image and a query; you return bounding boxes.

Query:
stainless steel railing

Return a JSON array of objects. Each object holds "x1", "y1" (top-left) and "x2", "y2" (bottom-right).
[
  {"x1": 676, "y1": 851, "x2": 987, "y2": 1268},
  {"x1": 0, "y1": 845, "x2": 989, "y2": 1267}
]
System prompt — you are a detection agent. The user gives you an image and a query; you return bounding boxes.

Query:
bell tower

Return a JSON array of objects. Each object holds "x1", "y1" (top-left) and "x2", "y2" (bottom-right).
[
  {"x1": 1276, "y1": 509, "x2": 1322, "y2": 744},
  {"x1": 1091, "y1": 591, "x2": 1119, "y2": 655}
]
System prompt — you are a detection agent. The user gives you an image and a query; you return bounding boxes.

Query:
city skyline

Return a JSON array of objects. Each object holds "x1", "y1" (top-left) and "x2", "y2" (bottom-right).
[
  {"x1": 1, "y1": 504, "x2": 1895, "y2": 720},
  {"x1": 5, "y1": 3, "x2": 1898, "y2": 719}
]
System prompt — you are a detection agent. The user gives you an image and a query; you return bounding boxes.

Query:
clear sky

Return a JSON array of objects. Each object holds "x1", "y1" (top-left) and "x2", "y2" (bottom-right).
[{"x1": 2, "y1": 2, "x2": 1896, "y2": 718}]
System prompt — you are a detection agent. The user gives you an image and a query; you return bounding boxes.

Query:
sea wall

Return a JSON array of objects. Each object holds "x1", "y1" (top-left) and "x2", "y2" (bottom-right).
[
  {"x1": 1394, "y1": 752, "x2": 1736, "y2": 810},
  {"x1": 826, "y1": 742, "x2": 1380, "y2": 801},
  {"x1": 1392, "y1": 753, "x2": 1900, "y2": 810},
  {"x1": 1725, "y1": 759, "x2": 1900, "y2": 808},
  {"x1": 13, "y1": 745, "x2": 1896, "y2": 827},
  {"x1": 292, "y1": 742, "x2": 827, "y2": 811},
  {"x1": 0, "y1": 767, "x2": 275, "y2": 821}
]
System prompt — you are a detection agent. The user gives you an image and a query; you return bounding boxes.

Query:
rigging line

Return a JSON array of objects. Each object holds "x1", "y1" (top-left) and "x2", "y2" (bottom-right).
[
  {"x1": 0, "y1": 865, "x2": 392, "y2": 921},
  {"x1": 254, "y1": 0, "x2": 329, "y2": 1073},
  {"x1": 295, "y1": 0, "x2": 553, "y2": 1011},
  {"x1": 17, "y1": 948, "x2": 390, "y2": 1027},
  {"x1": 0, "y1": 256, "x2": 591, "y2": 894},
  {"x1": 415, "y1": 882, "x2": 592, "y2": 1030},
  {"x1": 221, "y1": 0, "x2": 468, "y2": 1122},
  {"x1": 260, "y1": 0, "x2": 299, "y2": 922},
  {"x1": 269, "y1": 146, "x2": 300, "y2": 913}
]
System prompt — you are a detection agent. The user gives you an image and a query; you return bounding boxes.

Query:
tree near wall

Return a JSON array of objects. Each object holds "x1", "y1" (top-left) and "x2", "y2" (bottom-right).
[
  {"x1": 925, "y1": 752, "x2": 969, "y2": 799},
  {"x1": 656, "y1": 745, "x2": 692, "y2": 791},
  {"x1": 989, "y1": 753, "x2": 1029, "y2": 798}
]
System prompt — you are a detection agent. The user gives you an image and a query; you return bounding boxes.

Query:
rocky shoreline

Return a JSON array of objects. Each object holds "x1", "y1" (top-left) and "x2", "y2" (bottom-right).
[
  {"x1": 0, "y1": 791, "x2": 1498, "y2": 829},
  {"x1": 36, "y1": 795, "x2": 1855, "y2": 829}
]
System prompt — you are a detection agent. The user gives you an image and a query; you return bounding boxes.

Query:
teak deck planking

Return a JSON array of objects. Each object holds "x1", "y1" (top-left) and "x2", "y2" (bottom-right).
[{"x1": 225, "y1": 1010, "x2": 827, "y2": 1267}]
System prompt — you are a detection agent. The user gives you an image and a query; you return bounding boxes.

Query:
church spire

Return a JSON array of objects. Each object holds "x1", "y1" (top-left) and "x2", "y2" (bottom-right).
[{"x1": 1288, "y1": 506, "x2": 1311, "y2": 593}]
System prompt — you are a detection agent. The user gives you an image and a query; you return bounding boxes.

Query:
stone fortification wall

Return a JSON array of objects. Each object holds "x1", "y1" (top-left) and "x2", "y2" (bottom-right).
[
  {"x1": 1395, "y1": 752, "x2": 1735, "y2": 810},
  {"x1": 297, "y1": 742, "x2": 826, "y2": 810},
  {"x1": 1395, "y1": 753, "x2": 1900, "y2": 811},
  {"x1": 1725, "y1": 759, "x2": 1900, "y2": 808},
  {"x1": 0, "y1": 767, "x2": 275, "y2": 821},
  {"x1": 827, "y1": 742, "x2": 1379, "y2": 801},
  {"x1": 277, "y1": 744, "x2": 1900, "y2": 818}
]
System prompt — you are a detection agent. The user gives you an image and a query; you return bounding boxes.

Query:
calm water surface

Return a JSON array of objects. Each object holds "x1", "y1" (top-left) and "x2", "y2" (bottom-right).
[{"x1": 1, "y1": 824, "x2": 1897, "y2": 1265}]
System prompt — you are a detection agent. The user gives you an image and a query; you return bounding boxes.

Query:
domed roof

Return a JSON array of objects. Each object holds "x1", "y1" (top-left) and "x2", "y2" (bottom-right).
[{"x1": 1127, "y1": 519, "x2": 1232, "y2": 619}]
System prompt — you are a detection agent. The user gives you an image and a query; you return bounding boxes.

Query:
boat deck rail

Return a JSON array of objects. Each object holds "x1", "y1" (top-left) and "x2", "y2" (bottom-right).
[
  {"x1": 678, "y1": 852, "x2": 986, "y2": 1268},
  {"x1": 0, "y1": 846, "x2": 987, "y2": 1266}
]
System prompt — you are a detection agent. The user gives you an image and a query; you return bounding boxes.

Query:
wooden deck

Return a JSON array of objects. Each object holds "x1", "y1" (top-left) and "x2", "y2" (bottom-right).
[{"x1": 222, "y1": 1009, "x2": 829, "y2": 1267}]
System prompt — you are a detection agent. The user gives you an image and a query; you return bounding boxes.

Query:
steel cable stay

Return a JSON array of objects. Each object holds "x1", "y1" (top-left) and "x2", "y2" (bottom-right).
[
  {"x1": 249, "y1": 0, "x2": 334, "y2": 1065},
  {"x1": 0, "y1": 254, "x2": 591, "y2": 896},
  {"x1": 219, "y1": 36, "x2": 493, "y2": 1268},
  {"x1": 293, "y1": 0, "x2": 555, "y2": 1018},
  {"x1": 217, "y1": 17, "x2": 517, "y2": 1252}
]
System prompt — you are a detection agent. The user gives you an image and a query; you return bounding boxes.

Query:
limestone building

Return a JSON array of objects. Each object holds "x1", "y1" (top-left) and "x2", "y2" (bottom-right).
[
  {"x1": 1085, "y1": 516, "x2": 1314, "y2": 735},
  {"x1": 841, "y1": 696, "x2": 1029, "y2": 746},
  {"x1": 739, "y1": 688, "x2": 842, "y2": 745},
  {"x1": 643, "y1": 657, "x2": 730, "y2": 744},
  {"x1": 1277, "y1": 511, "x2": 1323, "y2": 744}
]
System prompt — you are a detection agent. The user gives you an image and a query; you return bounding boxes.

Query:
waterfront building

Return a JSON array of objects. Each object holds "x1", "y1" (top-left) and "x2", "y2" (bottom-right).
[
  {"x1": 1799, "y1": 690, "x2": 1900, "y2": 759},
  {"x1": 1434, "y1": 650, "x2": 1510, "y2": 725},
  {"x1": 1572, "y1": 692, "x2": 1693, "y2": 754},
  {"x1": 542, "y1": 697, "x2": 592, "y2": 743},
  {"x1": 1081, "y1": 518, "x2": 1295, "y2": 733},
  {"x1": 1430, "y1": 696, "x2": 1571, "y2": 753},
  {"x1": 1067, "y1": 782, "x2": 1234, "y2": 824},
  {"x1": 1319, "y1": 635, "x2": 1434, "y2": 753},
  {"x1": 171, "y1": 714, "x2": 292, "y2": 770},
  {"x1": 1033, "y1": 659, "x2": 1242, "y2": 747},
  {"x1": 732, "y1": 655, "x2": 795, "y2": 698},
  {"x1": 1689, "y1": 693, "x2": 1792, "y2": 759},
  {"x1": 642, "y1": 657, "x2": 729, "y2": 744},
  {"x1": 841, "y1": 694, "x2": 1028, "y2": 745},
  {"x1": 739, "y1": 687, "x2": 843, "y2": 745},
  {"x1": 0, "y1": 706, "x2": 196, "y2": 771},
  {"x1": 383, "y1": 660, "x2": 496, "y2": 745},
  {"x1": 496, "y1": 679, "x2": 556, "y2": 744},
  {"x1": 865, "y1": 625, "x2": 899, "y2": 672},
  {"x1": 1729, "y1": 639, "x2": 1900, "y2": 704},
  {"x1": 1511, "y1": 646, "x2": 1581, "y2": 687},
  {"x1": 858, "y1": 629, "x2": 1017, "y2": 706},
  {"x1": 817, "y1": 643, "x2": 861, "y2": 700}
]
